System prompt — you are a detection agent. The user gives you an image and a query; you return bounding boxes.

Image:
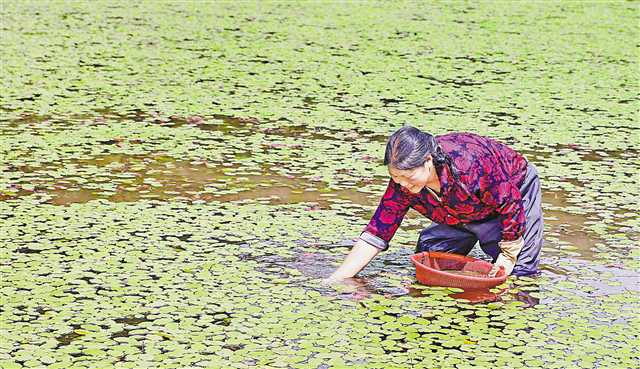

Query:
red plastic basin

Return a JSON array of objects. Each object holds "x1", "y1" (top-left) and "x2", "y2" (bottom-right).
[{"x1": 411, "y1": 251, "x2": 508, "y2": 289}]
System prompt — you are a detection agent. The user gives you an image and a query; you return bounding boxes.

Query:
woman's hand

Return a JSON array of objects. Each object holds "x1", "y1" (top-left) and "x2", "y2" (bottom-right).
[
  {"x1": 326, "y1": 238, "x2": 381, "y2": 282},
  {"x1": 489, "y1": 254, "x2": 515, "y2": 277},
  {"x1": 321, "y1": 276, "x2": 341, "y2": 286},
  {"x1": 488, "y1": 237, "x2": 524, "y2": 277}
]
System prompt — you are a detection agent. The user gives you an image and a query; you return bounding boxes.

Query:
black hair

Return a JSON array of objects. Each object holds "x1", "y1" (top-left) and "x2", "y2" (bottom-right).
[{"x1": 383, "y1": 125, "x2": 459, "y2": 180}]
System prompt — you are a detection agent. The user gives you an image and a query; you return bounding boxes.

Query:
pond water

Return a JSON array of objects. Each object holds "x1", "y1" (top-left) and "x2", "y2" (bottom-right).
[{"x1": 1, "y1": 2, "x2": 638, "y2": 369}]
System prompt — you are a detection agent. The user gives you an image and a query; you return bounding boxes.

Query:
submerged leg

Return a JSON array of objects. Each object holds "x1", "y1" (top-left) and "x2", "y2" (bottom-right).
[
  {"x1": 416, "y1": 223, "x2": 477, "y2": 255},
  {"x1": 512, "y1": 163, "x2": 544, "y2": 276}
]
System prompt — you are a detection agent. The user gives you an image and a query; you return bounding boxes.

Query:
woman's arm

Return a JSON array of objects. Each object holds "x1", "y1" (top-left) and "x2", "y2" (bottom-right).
[
  {"x1": 326, "y1": 179, "x2": 414, "y2": 282},
  {"x1": 326, "y1": 238, "x2": 381, "y2": 281}
]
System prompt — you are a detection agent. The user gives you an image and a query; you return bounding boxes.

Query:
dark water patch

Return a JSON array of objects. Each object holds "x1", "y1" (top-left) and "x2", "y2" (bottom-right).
[
  {"x1": 2, "y1": 109, "x2": 387, "y2": 147},
  {"x1": 160, "y1": 233, "x2": 192, "y2": 242},
  {"x1": 16, "y1": 247, "x2": 44, "y2": 254},
  {"x1": 420, "y1": 105, "x2": 468, "y2": 115},
  {"x1": 485, "y1": 111, "x2": 518, "y2": 121},
  {"x1": 334, "y1": 106, "x2": 367, "y2": 116},
  {"x1": 302, "y1": 96, "x2": 317, "y2": 107},
  {"x1": 260, "y1": 250, "x2": 391, "y2": 300},
  {"x1": 1, "y1": 112, "x2": 51, "y2": 126},
  {"x1": 223, "y1": 343, "x2": 245, "y2": 351},
  {"x1": 564, "y1": 105, "x2": 607, "y2": 114},
  {"x1": 111, "y1": 329, "x2": 131, "y2": 338},
  {"x1": 544, "y1": 209, "x2": 600, "y2": 260},
  {"x1": 416, "y1": 75, "x2": 490, "y2": 87},
  {"x1": 109, "y1": 315, "x2": 151, "y2": 339},
  {"x1": 203, "y1": 114, "x2": 368, "y2": 142},
  {"x1": 579, "y1": 149, "x2": 636, "y2": 162},
  {"x1": 380, "y1": 97, "x2": 405, "y2": 106},
  {"x1": 0, "y1": 109, "x2": 137, "y2": 132},
  {"x1": 99, "y1": 109, "x2": 365, "y2": 142},
  {"x1": 210, "y1": 113, "x2": 260, "y2": 129},
  {"x1": 34, "y1": 306, "x2": 52, "y2": 315},
  {"x1": 452, "y1": 55, "x2": 496, "y2": 64},
  {"x1": 259, "y1": 124, "x2": 340, "y2": 140},
  {"x1": 350, "y1": 128, "x2": 388, "y2": 142},
  {"x1": 549, "y1": 143, "x2": 638, "y2": 161},
  {"x1": 517, "y1": 148, "x2": 554, "y2": 163},
  {"x1": 518, "y1": 144, "x2": 640, "y2": 166},
  {"x1": 56, "y1": 324, "x2": 83, "y2": 346},
  {"x1": 114, "y1": 315, "x2": 150, "y2": 325}
]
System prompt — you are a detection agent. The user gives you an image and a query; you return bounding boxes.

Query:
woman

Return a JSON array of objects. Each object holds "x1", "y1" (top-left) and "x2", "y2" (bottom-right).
[{"x1": 327, "y1": 125, "x2": 543, "y2": 282}]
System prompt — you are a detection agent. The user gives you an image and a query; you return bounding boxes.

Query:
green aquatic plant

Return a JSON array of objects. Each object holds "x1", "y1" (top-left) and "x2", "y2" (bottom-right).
[{"x1": 1, "y1": 1, "x2": 638, "y2": 368}]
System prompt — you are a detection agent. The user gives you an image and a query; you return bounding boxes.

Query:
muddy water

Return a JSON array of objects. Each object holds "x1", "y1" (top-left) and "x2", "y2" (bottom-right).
[
  {"x1": 4, "y1": 153, "x2": 376, "y2": 208},
  {"x1": 542, "y1": 189, "x2": 606, "y2": 260},
  {"x1": 1, "y1": 109, "x2": 380, "y2": 143}
]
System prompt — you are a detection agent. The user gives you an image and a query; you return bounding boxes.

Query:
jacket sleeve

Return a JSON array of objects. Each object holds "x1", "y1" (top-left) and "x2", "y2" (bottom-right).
[
  {"x1": 361, "y1": 179, "x2": 414, "y2": 251},
  {"x1": 480, "y1": 178, "x2": 526, "y2": 242}
]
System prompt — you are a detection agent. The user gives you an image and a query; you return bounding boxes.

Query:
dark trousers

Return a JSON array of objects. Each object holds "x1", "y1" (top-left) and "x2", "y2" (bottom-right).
[{"x1": 416, "y1": 163, "x2": 543, "y2": 276}]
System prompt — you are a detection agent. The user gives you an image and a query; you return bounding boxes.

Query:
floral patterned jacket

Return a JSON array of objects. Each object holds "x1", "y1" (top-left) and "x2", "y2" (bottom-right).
[{"x1": 361, "y1": 132, "x2": 528, "y2": 251}]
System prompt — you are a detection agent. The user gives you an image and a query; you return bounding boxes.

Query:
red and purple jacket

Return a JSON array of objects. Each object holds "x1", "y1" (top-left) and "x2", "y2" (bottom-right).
[{"x1": 361, "y1": 132, "x2": 528, "y2": 251}]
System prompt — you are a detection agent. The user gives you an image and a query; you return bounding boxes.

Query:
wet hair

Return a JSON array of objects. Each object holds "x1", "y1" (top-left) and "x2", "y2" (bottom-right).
[{"x1": 383, "y1": 125, "x2": 459, "y2": 180}]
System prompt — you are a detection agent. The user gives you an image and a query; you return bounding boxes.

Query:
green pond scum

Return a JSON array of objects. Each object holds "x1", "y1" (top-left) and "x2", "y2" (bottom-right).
[{"x1": 1, "y1": 1, "x2": 638, "y2": 368}]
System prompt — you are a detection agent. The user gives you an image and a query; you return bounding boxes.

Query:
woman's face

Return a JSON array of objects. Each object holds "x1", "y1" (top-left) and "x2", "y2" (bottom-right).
[{"x1": 388, "y1": 158, "x2": 433, "y2": 194}]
